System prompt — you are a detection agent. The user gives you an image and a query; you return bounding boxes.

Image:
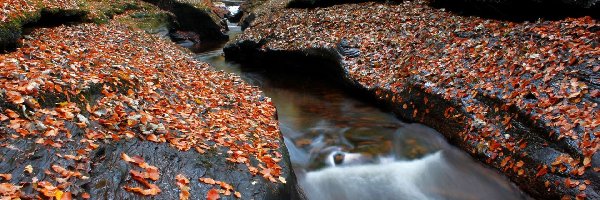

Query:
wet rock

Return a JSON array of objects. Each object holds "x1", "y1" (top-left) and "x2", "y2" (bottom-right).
[
  {"x1": 177, "y1": 39, "x2": 196, "y2": 48},
  {"x1": 336, "y1": 39, "x2": 360, "y2": 58},
  {"x1": 224, "y1": 38, "x2": 600, "y2": 200},
  {"x1": 142, "y1": 0, "x2": 229, "y2": 41},
  {"x1": 240, "y1": 13, "x2": 256, "y2": 30},
  {"x1": 0, "y1": 134, "x2": 302, "y2": 199},
  {"x1": 0, "y1": 8, "x2": 88, "y2": 53},
  {"x1": 229, "y1": 7, "x2": 244, "y2": 23},
  {"x1": 1, "y1": 19, "x2": 305, "y2": 199},
  {"x1": 170, "y1": 30, "x2": 202, "y2": 43}
]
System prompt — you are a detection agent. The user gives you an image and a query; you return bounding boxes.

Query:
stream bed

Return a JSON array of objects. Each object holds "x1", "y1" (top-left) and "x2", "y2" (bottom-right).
[{"x1": 188, "y1": 17, "x2": 531, "y2": 200}]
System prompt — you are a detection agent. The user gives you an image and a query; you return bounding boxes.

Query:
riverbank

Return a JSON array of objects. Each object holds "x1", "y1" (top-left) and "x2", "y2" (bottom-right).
[
  {"x1": 224, "y1": 0, "x2": 599, "y2": 199},
  {"x1": 0, "y1": 1, "x2": 303, "y2": 199},
  {"x1": 0, "y1": 0, "x2": 231, "y2": 53}
]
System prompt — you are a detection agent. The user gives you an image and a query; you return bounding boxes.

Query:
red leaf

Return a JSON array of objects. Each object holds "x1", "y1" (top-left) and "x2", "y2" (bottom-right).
[
  {"x1": 207, "y1": 188, "x2": 220, "y2": 200},
  {"x1": 536, "y1": 166, "x2": 548, "y2": 177}
]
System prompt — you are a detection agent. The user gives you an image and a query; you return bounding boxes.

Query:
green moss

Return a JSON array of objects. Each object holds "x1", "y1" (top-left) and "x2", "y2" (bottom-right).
[
  {"x1": 129, "y1": 12, "x2": 174, "y2": 31},
  {"x1": 111, "y1": 1, "x2": 176, "y2": 33},
  {"x1": 0, "y1": 10, "x2": 41, "y2": 52},
  {"x1": 81, "y1": 0, "x2": 142, "y2": 23}
]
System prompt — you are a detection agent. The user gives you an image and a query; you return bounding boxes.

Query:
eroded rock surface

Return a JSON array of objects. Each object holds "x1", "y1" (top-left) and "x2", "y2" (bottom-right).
[
  {"x1": 1, "y1": 11, "x2": 302, "y2": 199},
  {"x1": 224, "y1": 0, "x2": 599, "y2": 199}
]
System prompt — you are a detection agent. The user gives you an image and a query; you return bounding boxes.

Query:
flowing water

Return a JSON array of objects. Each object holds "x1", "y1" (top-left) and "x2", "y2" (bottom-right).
[{"x1": 189, "y1": 8, "x2": 531, "y2": 200}]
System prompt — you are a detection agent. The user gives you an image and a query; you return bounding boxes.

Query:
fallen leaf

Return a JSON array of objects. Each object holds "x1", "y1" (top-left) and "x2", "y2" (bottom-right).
[
  {"x1": 0, "y1": 174, "x2": 11, "y2": 180},
  {"x1": 207, "y1": 188, "x2": 220, "y2": 200},
  {"x1": 6, "y1": 91, "x2": 24, "y2": 104},
  {"x1": 200, "y1": 177, "x2": 216, "y2": 185}
]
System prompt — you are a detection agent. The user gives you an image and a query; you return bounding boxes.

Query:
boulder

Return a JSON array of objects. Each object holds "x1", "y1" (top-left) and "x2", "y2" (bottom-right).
[
  {"x1": 1, "y1": 20, "x2": 304, "y2": 199},
  {"x1": 142, "y1": 0, "x2": 229, "y2": 41},
  {"x1": 0, "y1": 133, "x2": 302, "y2": 199},
  {"x1": 223, "y1": 1, "x2": 600, "y2": 197}
]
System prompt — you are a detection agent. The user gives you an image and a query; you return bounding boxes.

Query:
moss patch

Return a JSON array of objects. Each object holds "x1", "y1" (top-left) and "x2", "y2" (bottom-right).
[{"x1": 0, "y1": 0, "x2": 176, "y2": 52}]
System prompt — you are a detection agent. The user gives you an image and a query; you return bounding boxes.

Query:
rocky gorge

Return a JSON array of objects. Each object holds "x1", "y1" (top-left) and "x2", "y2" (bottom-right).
[
  {"x1": 224, "y1": 0, "x2": 599, "y2": 199},
  {"x1": 1, "y1": 0, "x2": 598, "y2": 199}
]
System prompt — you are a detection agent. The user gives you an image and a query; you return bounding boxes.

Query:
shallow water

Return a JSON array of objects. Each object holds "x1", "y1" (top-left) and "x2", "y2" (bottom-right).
[{"x1": 191, "y1": 16, "x2": 530, "y2": 200}]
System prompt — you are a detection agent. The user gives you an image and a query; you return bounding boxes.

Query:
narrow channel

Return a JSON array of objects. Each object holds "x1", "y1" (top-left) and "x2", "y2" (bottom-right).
[{"x1": 187, "y1": 7, "x2": 531, "y2": 200}]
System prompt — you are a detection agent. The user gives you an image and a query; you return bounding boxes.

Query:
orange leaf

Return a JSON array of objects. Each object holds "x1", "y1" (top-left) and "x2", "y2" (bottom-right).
[
  {"x1": 176, "y1": 174, "x2": 190, "y2": 200},
  {"x1": 6, "y1": 91, "x2": 24, "y2": 104},
  {"x1": 207, "y1": 188, "x2": 220, "y2": 200},
  {"x1": 121, "y1": 153, "x2": 135, "y2": 163},
  {"x1": 124, "y1": 185, "x2": 161, "y2": 196},
  {"x1": 176, "y1": 174, "x2": 190, "y2": 186},
  {"x1": 0, "y1": 173, "x2": 11, "y2": 180},
  {"x1": 146, "y1": 167, "x2": 160, "y2": 181},
  {"x1": 5, "y1": 109, "x2": 19, "y2": 119},
  {"x1": 61, "y1": 192, "x2": 73, "y2": 200},
  {"x1": 200, "y1": 177, "x2": 216, "y2": 185},
  {"x1": 536, "y1": 166, "x2": 548, "y2": 177}
]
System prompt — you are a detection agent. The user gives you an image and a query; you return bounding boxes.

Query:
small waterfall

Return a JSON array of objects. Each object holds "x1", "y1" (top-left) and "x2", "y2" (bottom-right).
[
  {"x1": 191, "y1": 11, "x2": 529, "y2": 199},
  {"x1": 297, "y1": 124, "x2": 529, "y2": 200}
]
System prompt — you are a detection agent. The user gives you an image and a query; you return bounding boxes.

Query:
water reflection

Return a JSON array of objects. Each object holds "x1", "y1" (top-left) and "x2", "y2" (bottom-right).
[{"x1": 193, "y1": 19, "x2": 529, "y2": 200}]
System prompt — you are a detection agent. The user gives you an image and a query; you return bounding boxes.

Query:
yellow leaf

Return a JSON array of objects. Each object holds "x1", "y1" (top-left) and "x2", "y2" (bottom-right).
[{"x1": 55, "y1": 190, "x2": 64, "y2": 200}]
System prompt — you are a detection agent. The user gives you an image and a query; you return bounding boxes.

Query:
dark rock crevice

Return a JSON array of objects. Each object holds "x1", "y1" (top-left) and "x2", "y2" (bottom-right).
[
  {"x1": 286, "y1": 0, "x2": 393, "y2": 8},
  {"x1": 223, "y1": 41, "x2": 600, "y2": 199},
  {"x1": 142, "y1": 0, "x2": 229, "y2": 41},
  {"x1": 429, "y1": 0, "x2": 599, "y2": 22},
  {"x1": 23, "y1": 9, "x2": 88, "y2": 29},
  {"x1": 0, "y1": 8, "x2": 89, "y2": 53}
]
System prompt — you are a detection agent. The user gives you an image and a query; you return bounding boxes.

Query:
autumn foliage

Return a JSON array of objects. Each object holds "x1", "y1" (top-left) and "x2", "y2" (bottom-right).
[
  {"x1": 235, "y1": 0, "x2": 598, "y2": 198},
  {"x1": 1, "y1": 6, "x2": 285, "y2": 199}
]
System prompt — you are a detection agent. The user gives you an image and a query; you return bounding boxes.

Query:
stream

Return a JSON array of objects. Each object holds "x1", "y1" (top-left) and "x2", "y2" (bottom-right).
[{"x1": 185, "y1": 9, "x2": 531, "y2": 200}]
